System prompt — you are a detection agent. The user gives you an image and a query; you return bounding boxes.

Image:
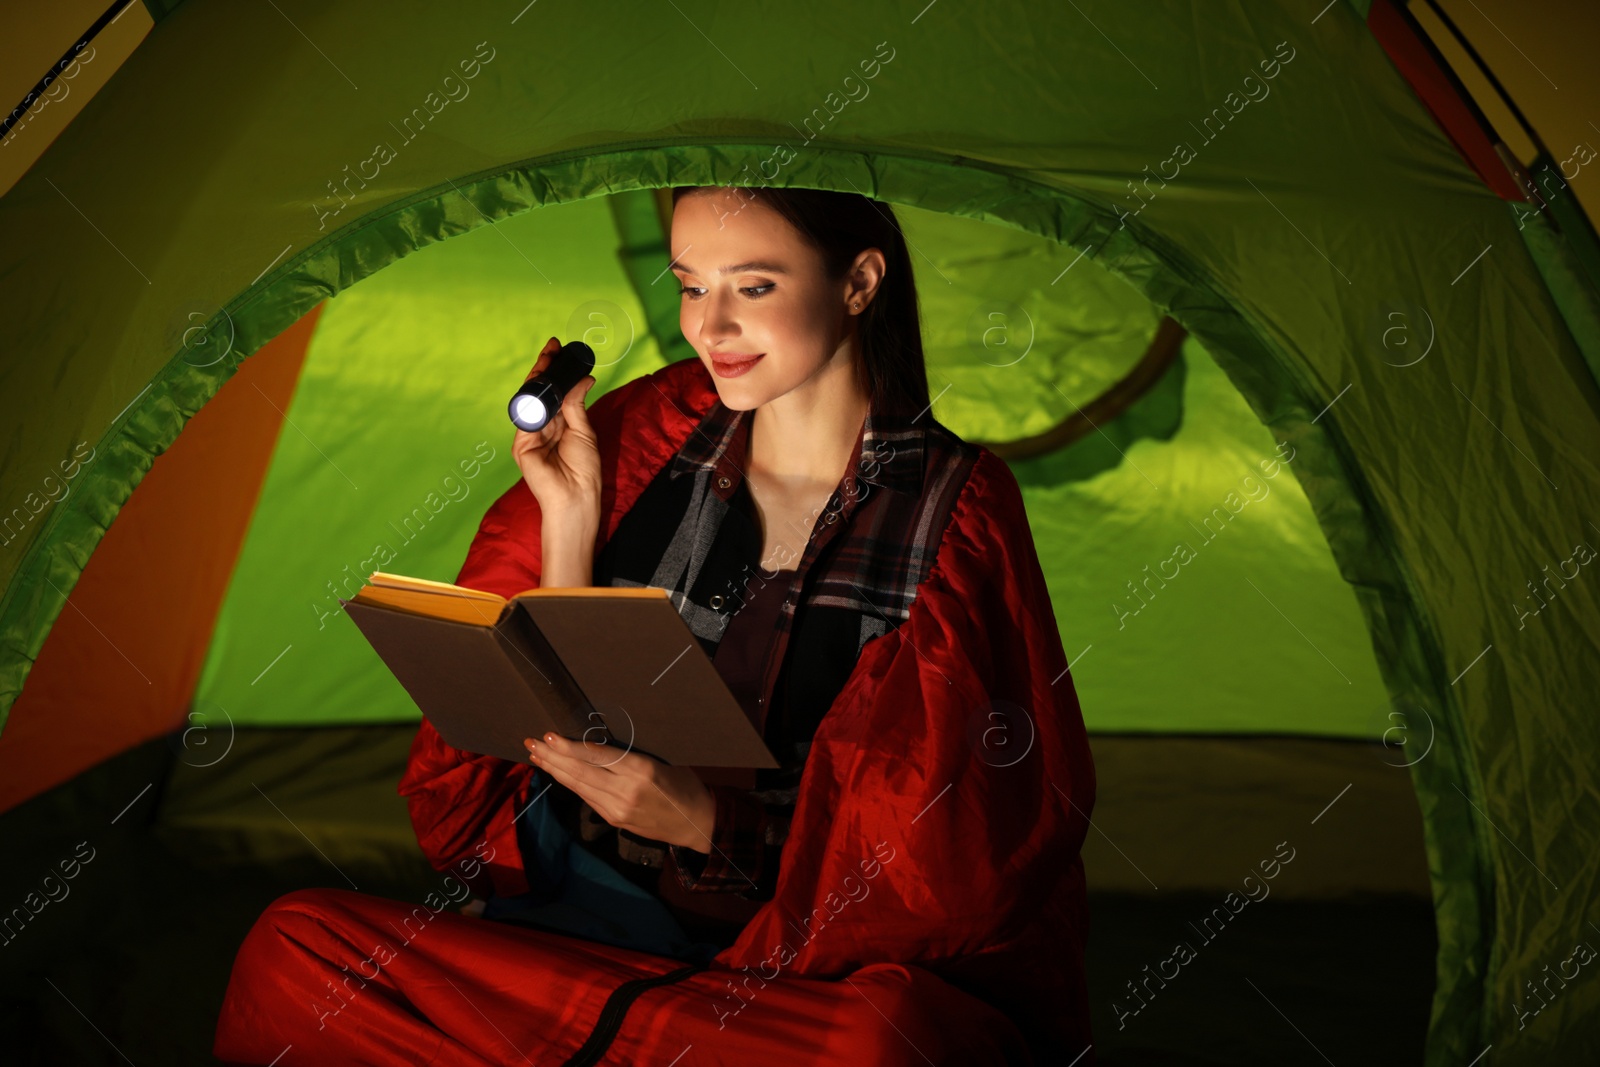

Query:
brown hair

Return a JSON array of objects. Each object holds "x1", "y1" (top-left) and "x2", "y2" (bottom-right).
[{"x1": 671, "y1": 185, "x2": 932, "y2": 417}]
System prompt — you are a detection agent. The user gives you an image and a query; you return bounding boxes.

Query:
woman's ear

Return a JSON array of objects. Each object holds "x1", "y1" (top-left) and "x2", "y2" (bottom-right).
[{"x1": 846, "y1": 247, "x2": 888, "y2": 313}]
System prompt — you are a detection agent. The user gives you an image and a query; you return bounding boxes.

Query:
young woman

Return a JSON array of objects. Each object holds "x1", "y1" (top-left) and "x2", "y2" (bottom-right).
[
  {"x1": 214, "y1": 185, "x2": 1097, "y2": 1066},
  {"x1": 489, "y1": 184, "x2": 966, "y2": 958}
]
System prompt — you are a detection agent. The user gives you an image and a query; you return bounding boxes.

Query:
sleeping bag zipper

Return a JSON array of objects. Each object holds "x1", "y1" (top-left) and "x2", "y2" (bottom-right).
[{"x1": 559, "y1": 961, "x2": 708, "y2": 1066}]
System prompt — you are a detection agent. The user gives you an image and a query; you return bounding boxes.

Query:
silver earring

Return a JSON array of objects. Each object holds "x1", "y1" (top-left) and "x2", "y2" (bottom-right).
[{"x1": 853, "y1": 301, "x2": 861, "y2": 311}]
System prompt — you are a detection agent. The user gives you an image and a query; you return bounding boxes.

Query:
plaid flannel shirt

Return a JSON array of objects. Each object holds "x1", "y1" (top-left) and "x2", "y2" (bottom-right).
[{"x1": 578, "y1": 383, "x2": 978, "y2": 899}]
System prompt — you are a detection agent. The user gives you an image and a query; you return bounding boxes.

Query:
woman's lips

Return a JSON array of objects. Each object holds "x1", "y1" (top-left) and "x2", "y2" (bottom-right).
[{"x1": 711, "y1": 353, "x2": 764, "y2": 378}]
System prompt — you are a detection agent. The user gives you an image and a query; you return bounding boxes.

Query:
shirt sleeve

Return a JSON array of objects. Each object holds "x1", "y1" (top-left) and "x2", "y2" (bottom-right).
[{"x1": 669, "y1": 784, "x2": 795, "y2": 898}]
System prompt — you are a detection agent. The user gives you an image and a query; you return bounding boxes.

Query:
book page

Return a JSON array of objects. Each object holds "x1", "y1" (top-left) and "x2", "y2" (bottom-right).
[
  {"x1": 354, "y1": 583, "x2": 508, "y2": 626},
  {"x1": 367, "y1": 571, "x2": 506, "y2": 602}
]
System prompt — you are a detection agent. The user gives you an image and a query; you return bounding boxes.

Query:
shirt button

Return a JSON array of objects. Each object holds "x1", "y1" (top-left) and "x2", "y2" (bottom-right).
[
  {"x1": 709, "y1": 594, "x2": 725, "y2": 609},
  {"x1": 717, "y1": 475, "x2": 732, "y2": 489},
  {"x1": 825, "y1": 512, "x2": 838, "y2": 524}
]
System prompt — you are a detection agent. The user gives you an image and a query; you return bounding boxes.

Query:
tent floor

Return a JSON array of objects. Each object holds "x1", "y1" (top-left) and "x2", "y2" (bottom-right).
[{"x1": 0, "y1": 726, "x2": 1436, "y2": 1065}]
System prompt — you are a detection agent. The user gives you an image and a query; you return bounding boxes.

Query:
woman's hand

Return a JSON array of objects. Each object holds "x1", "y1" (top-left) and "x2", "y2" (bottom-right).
[
  {"x1": 524, "y1": 732, "x2": 717, "y2": 853},
  {"x1": 513, "y1": 337, "x2": 601, "y2": 526}
]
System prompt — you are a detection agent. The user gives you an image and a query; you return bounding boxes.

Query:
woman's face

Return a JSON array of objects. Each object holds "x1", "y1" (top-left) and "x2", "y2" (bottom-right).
[{"x1": 669, "y1": 189, "x2": 851, "y2": 411}]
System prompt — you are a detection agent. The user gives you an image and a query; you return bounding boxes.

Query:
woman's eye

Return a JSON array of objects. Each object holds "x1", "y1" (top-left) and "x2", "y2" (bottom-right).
[{"x1": 676, "y1": 285, "x2": 774, "y2": 299}]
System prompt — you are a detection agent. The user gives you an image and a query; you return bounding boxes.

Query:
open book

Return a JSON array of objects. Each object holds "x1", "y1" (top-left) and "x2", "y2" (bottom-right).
[{"x1": 341, "y1": 571, "x2": 779, "y2": 769}]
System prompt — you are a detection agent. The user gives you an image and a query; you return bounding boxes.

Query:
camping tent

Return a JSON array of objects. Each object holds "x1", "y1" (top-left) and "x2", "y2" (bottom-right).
[{"x1": 2, "y1": 0, "x2": 1597, "y2": 1062}]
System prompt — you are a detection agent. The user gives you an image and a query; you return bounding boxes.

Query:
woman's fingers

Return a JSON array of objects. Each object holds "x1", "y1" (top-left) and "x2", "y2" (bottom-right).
[
  {"x1": 524, "y1": 741, "x2": 606, "y2": 807},
  {"x1": 524, "y1": 735, "x2": 705, "y2": 846},
  {"x1": 562, "y1": 376, "x2": 597, "y2": 437},
  {"x1": 539, "y1": 732, "x2": 622, "y2": 768},
  {"x1": 527, "y1": 335, "x2": 559, "y2": 378},
  {"x1": 524, "y1": 734, "x2": 622, "y2": 803},
  {"x1": 525, "y1": 735, "x2": 665, "y2": 824}
]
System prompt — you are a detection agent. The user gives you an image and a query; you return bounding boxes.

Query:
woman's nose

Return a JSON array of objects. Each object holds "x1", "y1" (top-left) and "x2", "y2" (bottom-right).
[{"x1": 697, "y1": 291, "x2": 741, "y2": 344}]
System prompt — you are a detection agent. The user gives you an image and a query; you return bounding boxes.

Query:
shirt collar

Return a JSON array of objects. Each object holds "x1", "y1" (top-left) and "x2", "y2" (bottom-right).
[{"x1": 669, "y1": 394, "x2": 926, "y2": 496}]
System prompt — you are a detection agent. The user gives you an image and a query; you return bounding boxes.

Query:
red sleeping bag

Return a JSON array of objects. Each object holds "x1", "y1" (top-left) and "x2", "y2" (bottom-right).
[{"x1": 214, "y1": 356, "x2": 1098, "y2": 1065}]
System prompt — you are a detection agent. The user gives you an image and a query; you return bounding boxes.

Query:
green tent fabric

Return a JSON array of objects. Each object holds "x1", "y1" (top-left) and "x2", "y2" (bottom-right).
[{"x1": 3, "y1": 1, "x2": 1598, "y2": 1062}]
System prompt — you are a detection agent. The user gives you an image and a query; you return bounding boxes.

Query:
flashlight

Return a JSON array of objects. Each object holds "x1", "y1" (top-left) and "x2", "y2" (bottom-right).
[{"x1": 507, "y1": 340, "x2": 596, "y2": 433}]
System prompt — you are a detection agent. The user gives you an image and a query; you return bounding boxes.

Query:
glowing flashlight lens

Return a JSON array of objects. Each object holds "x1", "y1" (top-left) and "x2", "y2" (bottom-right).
[{"x1": 512, "y1": 394, "x2": 547, "y2": 430}]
